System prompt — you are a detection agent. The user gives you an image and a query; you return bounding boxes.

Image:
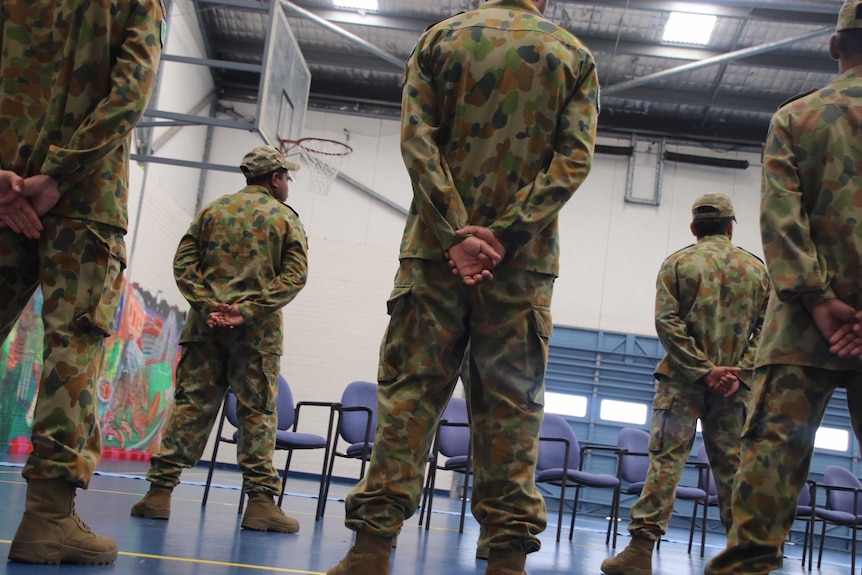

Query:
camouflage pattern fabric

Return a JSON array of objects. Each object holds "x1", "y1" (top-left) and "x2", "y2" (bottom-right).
[
  {"x1": 706, "y1": 67, "x2": 862, "y2": 575},
  {"x1": 146, "y1": 184, "x2": 308, "y2": 492},
  {"x1": 754, "y1": 69, "x2": 862, "y2": 371},
  {"x1": 344, "y1": 259, "x2": 552, "y2": 552},
  {"x1": 628, "y1": 235, "x2": 769, "y2": 540},
  {"x1": 0, "y1": 0, "x2": 164, "y2": 230},
  {"x1": 146, "y1": 341, "x2": 283, "y2": 496},
  {"x1": 0, "y1": 0, "x2": 162, "y2": 487},
  {"x1": 173, "y1": 185, "x2": 308, "y2": 355},
  {"x1": 339, "y1": 0, "x2": 598, "y2": 556},
  {"x1": 398, "y1": 0, "x2": 599, "y2": 276},
  {"x1": 0, "y1": 217, "x2": 126, "y2": 486},
  {"x1": 706, "y1": 365, "x2": 862, "y2": 575}
]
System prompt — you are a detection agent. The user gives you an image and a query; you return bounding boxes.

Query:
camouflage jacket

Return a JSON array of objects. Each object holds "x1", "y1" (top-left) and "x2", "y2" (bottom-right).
[
  {"x1": 756, "y1": 67, "x2": 862, "y2": 370},
  {"x1": 0, "y1": 0, "x2": 164, "y2": 231},
  {"x1": 399, "y1": 0, "x2": 599, "y2": 275},
  {"x1": 654, "y1": 235, "x2": 770, "y2": 384},
  {"x1": 174, "y1": 186, "x2": 309, "y2": 355}
]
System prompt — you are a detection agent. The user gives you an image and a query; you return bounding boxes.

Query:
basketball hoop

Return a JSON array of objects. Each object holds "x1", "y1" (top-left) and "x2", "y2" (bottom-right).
[{"x1": 280, "y1": 137, "x2": 353, "y2": 196}]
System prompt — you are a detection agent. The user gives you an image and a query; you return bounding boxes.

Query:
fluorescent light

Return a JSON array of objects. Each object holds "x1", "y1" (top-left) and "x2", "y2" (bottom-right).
[
  {"x1": 334, "y1": 0, "x2": 378, "y2": 10},
  {"x1": 663, "y1": 12, "x2": 716, "y2": 45}
]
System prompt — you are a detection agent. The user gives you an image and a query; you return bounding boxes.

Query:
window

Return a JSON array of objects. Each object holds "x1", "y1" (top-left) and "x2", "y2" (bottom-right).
[
  {"x1": 545, "y1": 392, "x2": 588, "y2": 418},
  {"x1": 600, "y1": 399, "x2": 648, "y2": 425},
  {"x1": 814, "y1": 427, "x2": 850, "y2": 452}
]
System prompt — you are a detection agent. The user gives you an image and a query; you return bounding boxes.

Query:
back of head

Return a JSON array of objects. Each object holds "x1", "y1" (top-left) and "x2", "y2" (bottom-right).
[
  {"x1": 240, "y1": 145, "x2": 299, "y2": 183},
  {"x1": 691, "y1": 192, "x2": 735, "y2": 238},
  {"x1": 836, "y1": 0, "x2": 862, "y2": 59}
]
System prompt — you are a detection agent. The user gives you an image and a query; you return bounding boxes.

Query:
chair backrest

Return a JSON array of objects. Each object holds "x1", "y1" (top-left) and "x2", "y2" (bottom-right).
[
  {"x1": 438, "y1": 396, "x2": 470, "y2": 458},
  {"x1": 275, "y1": 374, "x2": 296, "y2": 431},
  {"x1": 798, "y1": 481, "x2": 812, "y2": 508},
  {"x1": 537, "y1": 413, "x2": 580, "y2": 472},
  {"x1": 696, "y1": 443, "x2": 717, "y2": 496},
  {"x1": 339, "y1": 380, "x2": 379, "y2": 444},
  {"x1": 824, "y1": 465, "x2": 862, "y2": 513},
  {"x1": 225, "y1": 392, "x2": 239, "y2": 428},
  {"x1": 227, "y1": 375, "x2": 295, "y2": 432},
  {"x1": 618, "y1": 427, "x2": 650, "y2": 484}
]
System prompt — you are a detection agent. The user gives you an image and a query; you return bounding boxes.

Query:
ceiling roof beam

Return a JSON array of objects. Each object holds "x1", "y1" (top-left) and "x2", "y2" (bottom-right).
[
  {"x1": 604, "y1": 26, "x2": 832, "y2": 95},
  {"x1": 561, "y1": 0, "x2": 838, "y2": 23},
  {"x1": 280, "y1": 0, "x2": 403, "y2": 69}
]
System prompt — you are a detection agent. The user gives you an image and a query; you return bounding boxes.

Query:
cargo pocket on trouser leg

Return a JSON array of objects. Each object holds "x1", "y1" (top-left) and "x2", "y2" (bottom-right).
[
  {"x1": 74, "y1": 224, "x2": 127, "y2": 337},
  {"x1": 648, "y1": 393, "x2": 675, "y2": 453},
  {"x1": 526, "y1": 306, "x2": 553, "y2": 408}
]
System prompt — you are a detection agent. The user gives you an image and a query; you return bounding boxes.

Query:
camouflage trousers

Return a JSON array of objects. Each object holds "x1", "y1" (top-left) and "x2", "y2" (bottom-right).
[
  {"x1": 344, "y1": 258, "x2": 553, "y2": 553},
  {"x1": 0, "y1": 217, "x2": 126, "y2": 487},
  {"x1": 628, "y1": 373, "x2": 749, "y2": 540},
  {"x1": 147, "y1": 335, "x2": 283, "y2": 497},
  {"x1": 706, "y1": 364, "x2": 862, "y2": 575}
]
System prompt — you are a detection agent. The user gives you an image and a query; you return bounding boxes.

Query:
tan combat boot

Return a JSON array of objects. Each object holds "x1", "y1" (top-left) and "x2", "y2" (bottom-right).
[
  {"x1": 8, "y1": 478, "x2": 118, "y2": 565},
  {"x1": 600, "y1": 535, "x2": 655, "y2": 575},
  {"x1": 240, "y1": 492, "x2": 300, "y2": 533},
  {"x1": 327, "y1": 530, "x2": 393, "y2": 575},
  {"x1": 485, "y1": 548, "x2": 528, "y2": 575},
  {"x1": 130, "y1": 484, "x2": 173, "y2": 519}
]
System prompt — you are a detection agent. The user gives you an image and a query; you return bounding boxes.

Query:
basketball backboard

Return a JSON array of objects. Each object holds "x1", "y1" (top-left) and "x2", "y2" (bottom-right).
[{"x1": 257, "y1": 0, "x2": 310, "y2": 148}]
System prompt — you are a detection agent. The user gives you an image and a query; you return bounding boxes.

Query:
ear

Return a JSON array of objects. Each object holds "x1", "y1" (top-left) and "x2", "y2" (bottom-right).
[
  {"x1": 829, "y1": 34, "x2": 841, "y2": 61},
  {"x1": 689, "y1": 222, "x2": 697, "y2": 237},
  {"x1": 270, "y1": 171, "x2": 281, "y2": 188}
]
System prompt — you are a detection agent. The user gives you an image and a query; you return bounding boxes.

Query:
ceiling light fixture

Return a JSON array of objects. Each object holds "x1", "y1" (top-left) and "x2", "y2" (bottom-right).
[
  {"x1": 334, "y1": 0, "x2": 378, "y2": 11},
  {"x1": 662, "y1": 12, "x2": 716, "y2": 45}
]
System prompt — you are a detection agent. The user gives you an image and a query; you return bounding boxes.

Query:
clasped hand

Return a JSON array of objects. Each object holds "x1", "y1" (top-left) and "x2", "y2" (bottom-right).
[
  {"x1": 0, "y1": 170, "x2": 61, "y2": 239},
  {"x1": 822, "y1": 299, "x2": 862, "y2": 361},
  {"x1": 207, "y1": 303, "x2": 244, "y2": 329},
  {"x1": 445, "y1": 226, "x2": 506, "y2": 286}
]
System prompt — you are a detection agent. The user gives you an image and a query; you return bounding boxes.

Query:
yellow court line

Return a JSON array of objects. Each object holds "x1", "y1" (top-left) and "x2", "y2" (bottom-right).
[{"x1": 0, "y1": 541, "x2": 324, "y2": 574}]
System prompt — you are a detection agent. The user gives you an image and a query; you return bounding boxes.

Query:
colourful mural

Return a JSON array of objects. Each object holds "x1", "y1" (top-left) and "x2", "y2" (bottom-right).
[{"x1": 0, "y1": 282, "x2": 184, "y2": 458}]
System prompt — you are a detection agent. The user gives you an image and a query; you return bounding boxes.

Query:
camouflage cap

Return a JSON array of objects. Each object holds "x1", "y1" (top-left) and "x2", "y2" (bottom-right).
[
  {"x1": 240, "y1": 145, "x2": 300, "y2": 178},
  {"x1": 837, "y1": 0, "x2": 862, "y2": 32},
  {"x1": 692, "y1": 192, "x2": 735, "y2": 222}
]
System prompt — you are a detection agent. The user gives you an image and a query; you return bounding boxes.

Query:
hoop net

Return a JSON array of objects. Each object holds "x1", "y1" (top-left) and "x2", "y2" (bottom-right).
[{"x1": 280, "y1": 137, "x2": 353, "y2": 196}]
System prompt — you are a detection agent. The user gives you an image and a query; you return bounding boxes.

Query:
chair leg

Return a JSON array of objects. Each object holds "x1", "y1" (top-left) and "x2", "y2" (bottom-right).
[
  {"x1": 424, "y1": 465, "x2": 438, "y2": 531},
  {"x1": 277, "y1": 449, "x2": 295, "y2": 507},
  {"x1": 458, "y1": 469, "x2": 470, "y2": 534},
  {"x1": 817, "y1": 521, "x2": 826, "y2": 569},
  {"x1": 317, "y1": 442, "x2": 339, "y2": 521},
  {"x1": 314, "y1": 444, "x2": 331, "y2": 521},
  {"x1": 202, "y1": 397, "x2": 229, "y2": 507},
  {"x1": 606, "y1": 488, "x2": 621, "y2": 548},
  {"x1": 555, "y1": 481, "x2": 567, "y2": 543},
  {"x1": 699, "y1": 500, "x2": 708, "y2": 557},
  {"x1": 687, "y1": 500, "x2": 698, "y2": 554}
]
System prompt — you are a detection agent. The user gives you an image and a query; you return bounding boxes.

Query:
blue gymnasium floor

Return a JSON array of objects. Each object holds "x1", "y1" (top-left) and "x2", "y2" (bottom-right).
[{"x1": 0, "y1": 457, "x2": 852, "y2": 575}]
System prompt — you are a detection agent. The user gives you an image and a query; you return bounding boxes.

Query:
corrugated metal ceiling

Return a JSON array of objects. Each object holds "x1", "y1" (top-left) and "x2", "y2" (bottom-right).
[{"x1": 189, "y1": 0, "x2": 844, "y2": 148}]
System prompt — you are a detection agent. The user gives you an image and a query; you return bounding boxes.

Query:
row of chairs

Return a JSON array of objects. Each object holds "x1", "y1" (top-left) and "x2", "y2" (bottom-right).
[
  {"x1": 201, "y1": 377, "x2": 377, "y2": 521},
  {"x1": 197, "y1": 378, "x2": 862, "y2": 571}
]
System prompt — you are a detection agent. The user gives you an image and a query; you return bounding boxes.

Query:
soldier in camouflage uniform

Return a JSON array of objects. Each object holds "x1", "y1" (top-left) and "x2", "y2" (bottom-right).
[
  {"x1": 327, "y1": 1, "x2": 598, "y2": 575},
  {"x1": 705, "y1": 2, "x2": 862, "y2": 574},
  {"x1": 129, "y1": 146, "x2": 308, "y2": 534},
  {"x1": 0, "y1": 0, "x2": 163, "y2": 565},
  {"x1": 601, "y1": 194, "x2": 769, "y2": 575}
]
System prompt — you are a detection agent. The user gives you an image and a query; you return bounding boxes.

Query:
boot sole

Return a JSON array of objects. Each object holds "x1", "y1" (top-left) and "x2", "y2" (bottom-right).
[
  {"x1": 130, "y1": 507, "x2": 170, "y2": 520},
  {"x1": 600, "y1": 562, "x2": 651, "y2": 575},
  {"x1": 240, "y1": 518, "x2": 299, "y2": 533},
  {"x1": 8, "y1": 541, "x2": 117, "y2": 565}
]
